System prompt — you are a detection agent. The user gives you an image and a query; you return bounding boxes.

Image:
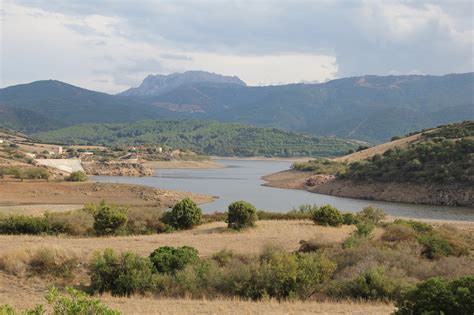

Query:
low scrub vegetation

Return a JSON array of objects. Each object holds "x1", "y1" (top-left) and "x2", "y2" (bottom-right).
[
  {"x1": 0, "y1": 166, "x2": 50, "y2": 181},
  {"x1": 1, "y1": 287, "x2": 121, "y2": 314},
  {"x1": 65, "y1": 170, "x2": 88, "y2": 181},
  {"x1": 292, "y1": 158, "x2": 347, "y2": 174}
]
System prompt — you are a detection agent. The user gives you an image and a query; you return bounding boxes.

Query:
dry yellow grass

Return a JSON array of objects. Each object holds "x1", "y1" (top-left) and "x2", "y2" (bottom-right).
[
  {"x1": 102, "y1": 296, "x2": 394, "y2": 314},
  {"x1": 333, "y1": 132, "x2": 424, "y2": 163},
  {"x1": 0, "y1": 272, "x2": 393, "y2": 315},
  {"x1": 0, "y1": 220, "x2": 354, "y2": 258}
]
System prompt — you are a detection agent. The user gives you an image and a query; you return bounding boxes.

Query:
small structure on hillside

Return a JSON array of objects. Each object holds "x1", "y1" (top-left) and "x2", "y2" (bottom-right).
[
  {"x1": 49, "y1": 146, "x2": 63, "y2": 155},
  {"x1": 0, "y1": 139, "x2": 4, "y2": 144}
]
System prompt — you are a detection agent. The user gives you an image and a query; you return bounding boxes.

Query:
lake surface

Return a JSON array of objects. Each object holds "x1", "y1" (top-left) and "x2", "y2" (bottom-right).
[{"x1": 93, "y1": 159, "x2": 474, "y2": 221}]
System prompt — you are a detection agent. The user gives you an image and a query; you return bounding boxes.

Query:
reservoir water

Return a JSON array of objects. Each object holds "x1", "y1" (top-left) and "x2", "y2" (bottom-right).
[{"x1": 93, "y1": 159, "x2": 474, "y2": 221}]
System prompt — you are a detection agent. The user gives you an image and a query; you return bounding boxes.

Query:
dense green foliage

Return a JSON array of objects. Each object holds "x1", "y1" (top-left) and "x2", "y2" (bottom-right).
[
  {"x1": 90, "y1": 249, "x2": 155, "y2": 296},
  {"x1": 65, "y1": 170, "x2": 87, "y2": 182},
  {"x1": 395, "y1": 276, "x2": 474, "y2": 315},
  {"x1": 311, "y1": 205, "x2": 344, "y2": 227},
  {"x1": 93, "y1": 203, "x2": 128, "y2": 236},
  {"x1": 341, "y1": 137, "x2": 474, "y2": 183},
  {"x1": 33, "y1": 120, "x2": 357, "y2": 157},
  {"x1": 226, "y1": 201, "x2": 258, "y2": 230},
  {"x1": 0, "y1": 215, "x2": 68, "y2": 235},
  {"x1": 149, "y1": 246, "x2": 199, "y2": 274},
  {"x1": 163, "y1": 198, "x2": 202, "y2": 229}
]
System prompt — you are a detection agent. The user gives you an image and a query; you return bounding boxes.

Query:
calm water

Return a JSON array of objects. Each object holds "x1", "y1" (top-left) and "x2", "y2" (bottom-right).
[{"x1": 93, "y1": 159, "x2": 474, "y2": 221}]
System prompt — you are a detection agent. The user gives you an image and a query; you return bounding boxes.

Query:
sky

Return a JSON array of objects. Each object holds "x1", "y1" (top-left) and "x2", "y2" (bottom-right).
[{"x1": 1, "y1": 0, "x2": 473, "y2": 93}]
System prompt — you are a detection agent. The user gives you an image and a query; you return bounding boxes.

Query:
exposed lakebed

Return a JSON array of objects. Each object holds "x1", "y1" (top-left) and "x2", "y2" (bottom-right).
[{"x1": 93, "y1": 159, "x2": 474, "y2": 221}]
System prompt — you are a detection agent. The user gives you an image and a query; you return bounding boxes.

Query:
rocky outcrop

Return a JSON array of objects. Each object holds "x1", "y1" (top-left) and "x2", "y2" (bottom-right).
[{"x1": 82, "y1": 161, "x2": 154, "y2": 177}]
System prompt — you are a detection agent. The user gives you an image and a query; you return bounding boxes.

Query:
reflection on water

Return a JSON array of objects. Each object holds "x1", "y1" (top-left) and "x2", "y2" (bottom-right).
[{"x1": 93, "y1": 159, "x2": 474, "y2": 221}]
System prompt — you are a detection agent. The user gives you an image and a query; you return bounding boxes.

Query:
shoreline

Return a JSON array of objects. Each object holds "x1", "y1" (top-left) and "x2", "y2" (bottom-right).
[
  {"x1": 211, "y1": 156, "x2": 311, "y2": 162},
  {"x1": 262, "y1": 169, "x2": 474, "y2": 208},
  {"x1": 143, "y1": 160, "x2": 225, "y2": 169}
]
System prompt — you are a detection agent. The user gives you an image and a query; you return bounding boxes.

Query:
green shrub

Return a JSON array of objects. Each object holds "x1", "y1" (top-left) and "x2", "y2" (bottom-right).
[
  {"x1": 126, "y1": 208, "x2": 168, "y2": 234},
  {"x1": 93, "y1": 203, "x2": 128, "y2": 236},
  {"x1": 342, "y1": 213, "x2": 358, "y2": 225},
  {"x1": 418, "y1": 233, "x2": 468, "y2": 259},
  {"x1": 395, "y1": 276, "x2": 474, "y2": 315},
  {"x1": 311, "y1": 205, "x2": 343, "y2": 227},
  {"x1": 1, "y1": 287, "x2": 121, "y2": 315},
  {"x1": 163, "y1": 198, "x2": 202, "y2": 229},
  {"x1": 9, "y1": 167, "x2": 50, "y2": 181},
  {"x1": 344, "y1": 267, "x2": 404, "y2": 300},
  {"x1": 212, "y1": 250, "x2": 235, "y2": 267},
  {"x1": 65, "y1": 170, "x2": 88, "y2": 182},
  {"x1": 227, "y1": 201, "x2": 258, "y2": 230},
  {"x1": 356, "y1": 207, "x2": 386, "y2": 225},
  {"x1": 354, "y1": 221, "x2": 375, "y2": 238},
  {"x1": 394, "y1": 219, "x2": 433, "y2": 233},
  {"x1": 90, "y1": 249, "x2": 155, "y2": 296},
  {"x1": 149, "y1": 246, "x2": 199, "y2": 274},
  {"x1": 0, "y1": 215, "x2": 68, "y2": 235},
  {"x1": 257, "y1": 210, "x2": 312, "y2": 220}
]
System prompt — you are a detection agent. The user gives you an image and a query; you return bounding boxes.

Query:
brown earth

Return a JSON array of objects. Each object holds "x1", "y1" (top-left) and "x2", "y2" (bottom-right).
[
  {"x1": 0, "y1": 180, "x2": 213, "y2": 209},
  {"x1": 82, "y1": 161, "x2": 154, "y2": 176},
  {"x1": 263, "y1": 170, "x2": 474, "y2": 207}
]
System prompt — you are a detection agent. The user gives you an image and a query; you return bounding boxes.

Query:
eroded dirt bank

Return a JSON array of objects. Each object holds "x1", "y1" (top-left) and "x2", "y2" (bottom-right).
[
  {"x1": 0, "y1": 181, "x2": 213, "y2": 209},
  {"x1": 82, "y1": 161, "x2": 154, "y2": 176},
  {"x1": 263, "y1": 170, "x2": 474, "y2": 207}
]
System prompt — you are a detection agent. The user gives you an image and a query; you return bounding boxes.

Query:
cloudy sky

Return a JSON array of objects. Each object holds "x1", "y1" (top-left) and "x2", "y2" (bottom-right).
[{"x1": 1, "y1": 0, "x2": 473, "y2": 93}]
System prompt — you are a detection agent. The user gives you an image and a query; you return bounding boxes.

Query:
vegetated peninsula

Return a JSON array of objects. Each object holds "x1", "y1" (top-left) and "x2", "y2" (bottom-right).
[
  {"x1": 263, "y1": 121, "x2": 474, "y2": 206},
  {"x1": 32, "y1": 120, "x2": 359, "y2": 157}
]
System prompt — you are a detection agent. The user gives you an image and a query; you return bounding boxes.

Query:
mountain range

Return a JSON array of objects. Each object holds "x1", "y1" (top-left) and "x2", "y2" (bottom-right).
[{"x1": 1, "y1": 71, "x2": 473, "y2": 142}]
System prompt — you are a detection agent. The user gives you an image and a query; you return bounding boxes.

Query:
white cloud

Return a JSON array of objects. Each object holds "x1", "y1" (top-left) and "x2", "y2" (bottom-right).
[{"x1": 1, "y1": 0, "x2": 472, "y2": 93}]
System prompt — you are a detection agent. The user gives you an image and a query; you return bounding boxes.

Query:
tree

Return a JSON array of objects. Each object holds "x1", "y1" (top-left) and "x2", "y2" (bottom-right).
[
  {"x1": 312, "y1": 205, "x2": 343, "y2": 227},
  {"x1": 164, "y1": 198, "x2": 202, "y2": 229},
  {"x1": 93, "y1": 202, "x2": 128, "y2": 236},
  {"x1": 226, "y1": 201, "x2": 258, "y2": 230}
]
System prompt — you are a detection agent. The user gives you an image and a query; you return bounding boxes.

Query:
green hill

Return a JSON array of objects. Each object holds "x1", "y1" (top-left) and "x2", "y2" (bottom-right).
[
  {"x1": 295, "y1": 121, "x2": 474, "y2": 184},
  {"x1": 32, "y1": 120, "x2": 358, "y2": 157}
]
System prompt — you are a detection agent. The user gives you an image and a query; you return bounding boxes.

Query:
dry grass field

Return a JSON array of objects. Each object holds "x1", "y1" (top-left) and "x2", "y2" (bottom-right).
[
  {"x1": 0, "y1": 220, "x2": 355, "y2": 258},
  {"x1": 0, "y1": 272, "x2": 394, "y2": 314}
]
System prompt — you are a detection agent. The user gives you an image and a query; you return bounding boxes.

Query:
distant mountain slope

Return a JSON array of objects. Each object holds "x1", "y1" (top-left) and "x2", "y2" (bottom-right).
[
  {"x1": 0, "y1": 80, "x2": 171, "y2": 132},
  {"x1": 1, "y1": 72, "x2": 473, "y2": 142},
  {"x1": 120, "y1": 70, "x2": 246, "y2": 97},
  {"x1": 32, "y1": 120, "x2": 358, "y2": 157}
]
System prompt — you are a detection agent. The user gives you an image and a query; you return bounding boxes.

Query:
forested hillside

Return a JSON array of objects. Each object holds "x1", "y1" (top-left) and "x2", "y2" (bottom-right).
[
  {"x1": 32, "y1": 120, "x2": 358, "y2": 157},
  {"x1": 1, "y1": 72, "x2": 473, "y2": 142}
]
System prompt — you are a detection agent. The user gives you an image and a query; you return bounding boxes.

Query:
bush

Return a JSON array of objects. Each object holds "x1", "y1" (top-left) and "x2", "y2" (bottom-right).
[
  {"x1": 126, "y1": 208, "x2": 168, "y2": 234},
  {"x1": 149, "y1": 246, "x2": 199, "y2": 274},
  {"x1": 90, "y1": 249, "x2": 155, "y2": 296},
  {"x1": 419, "y1": 233, "x2": 468, "y2": 259},
  {"x1": 65, "y1": 170, "x2": 88, "y2": 182},
  {"x1": 394, "y1": 219, "x2": 433, "y2": 233},
  {"x1": 356, "y1": 207, "x2": 386, "y2": 225},
  {"x1": 0, "y1": 215, "x2": 68, "y2": 235},
  {"x1": 344, "y1": 267, "x2": 405, "y2": 300},
  {"x1": 342, "y1": 213, "x2": 358, "y2": 225},
  {"x1": 311, "y1": 205, "x2": 343, "y2": 227},
  {"x1": 0, "y1": 287, "x2": 121, "y2": 315},
  {"x1": 164, "y1": 198, "x2": 202, "y2": 229},
  {"x1": 93, "y1": 202, "x2": 128, "y2": 236},
  {"x1": 9, "y1": 167, "x2": 50, "y2": 181},
  {"x1": 227, "y1": 201, "x2": 258, "y2": 230},
  {"x1": 395, "y1": 276, "x2": 474, "y2": 315},
  {"x1": 354, "y1": 221, "x2": 375, "y2": 238},
  {"x1": 382, "y1": 224, "x2": 417, "y2": 242}
]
